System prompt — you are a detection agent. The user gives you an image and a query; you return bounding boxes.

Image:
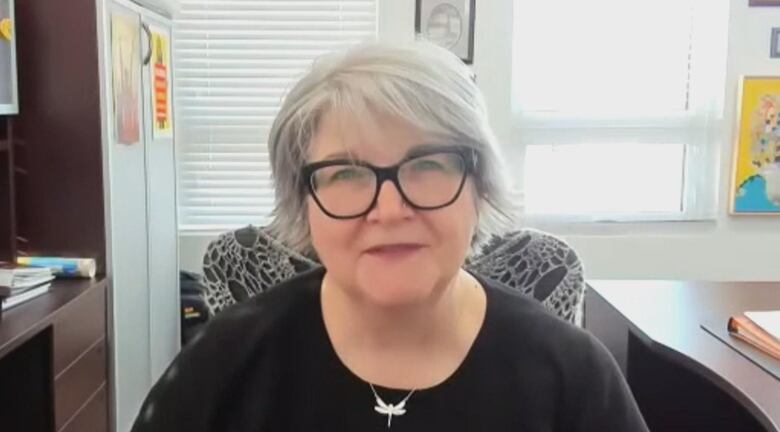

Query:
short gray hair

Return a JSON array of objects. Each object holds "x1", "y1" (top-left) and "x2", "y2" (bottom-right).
[{"x1": 267, "y1": 41, "x2": 516, "y2": 254}]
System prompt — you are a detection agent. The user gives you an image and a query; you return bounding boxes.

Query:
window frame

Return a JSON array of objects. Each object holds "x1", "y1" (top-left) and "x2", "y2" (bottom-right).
[{"x1": 509, "y1": 0, "x2": 729, "y2": 224}]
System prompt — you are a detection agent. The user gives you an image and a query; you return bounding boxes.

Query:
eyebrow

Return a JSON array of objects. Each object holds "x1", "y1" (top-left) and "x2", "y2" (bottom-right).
[
  {"x1": 319, "y1": 143, "x2": 447, "y2": 162},
  {"x1": 320, "y1": 150, "x2": 355, "y2": 161}
]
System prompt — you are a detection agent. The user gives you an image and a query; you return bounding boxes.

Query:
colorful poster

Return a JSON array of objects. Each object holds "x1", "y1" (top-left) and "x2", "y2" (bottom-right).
[
  {"x1": 150, "y1": 25, "x2": 173, "y2": 139},
  {"x1": 111, "y1": 13, "x2": 141, "y2": 145},
  {"x1": 731, "y1": 77, "x2": 780, "y2": 214}
]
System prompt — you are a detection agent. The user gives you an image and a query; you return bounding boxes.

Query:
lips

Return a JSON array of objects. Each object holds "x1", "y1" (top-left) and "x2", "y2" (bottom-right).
[{"x1": 364, "y1": 243, "x2": 424, "y2": 257}]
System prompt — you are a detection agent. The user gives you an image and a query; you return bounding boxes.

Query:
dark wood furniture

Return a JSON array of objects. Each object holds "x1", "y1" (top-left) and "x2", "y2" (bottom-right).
[
  {"x1": 0, "y1": 0, "x2": 105, "y2": 272},
  {"x1": 0, "y1": 278, "x2": 108, "y2": 432},
  {"x1": 586, "y1": 280, "x2": 780, "y2": 432},
  {"x1": 0, "y1": 0, "x2": 110, "y2": 430},
  {"x1": 0, "y1": 116, "x2": 16, "y2": 263}
]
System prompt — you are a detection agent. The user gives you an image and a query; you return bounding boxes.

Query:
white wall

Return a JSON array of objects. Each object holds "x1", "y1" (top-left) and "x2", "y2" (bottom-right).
[{"x1": 180, "y1": 0, "x2": 780, "y2": 281}]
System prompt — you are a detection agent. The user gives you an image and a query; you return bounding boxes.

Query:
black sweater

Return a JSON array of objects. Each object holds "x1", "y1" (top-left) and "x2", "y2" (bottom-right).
[{"x1": 131, "y1": 267, "x2": 649, "y2": 431}]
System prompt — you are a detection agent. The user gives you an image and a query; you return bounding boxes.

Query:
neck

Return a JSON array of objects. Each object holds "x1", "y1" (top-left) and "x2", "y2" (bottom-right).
[
  {"x1": 321, "y1": 269, "x2": 487, "y2": 389},
  {"x1": 321, "y1": 269, "x2": 476, "y2": 353}
]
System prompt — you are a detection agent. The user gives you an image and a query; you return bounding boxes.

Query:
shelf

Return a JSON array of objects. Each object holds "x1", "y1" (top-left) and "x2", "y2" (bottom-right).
[{"x1": 0, "y1": 278, "x2": 107, "y2": 357}]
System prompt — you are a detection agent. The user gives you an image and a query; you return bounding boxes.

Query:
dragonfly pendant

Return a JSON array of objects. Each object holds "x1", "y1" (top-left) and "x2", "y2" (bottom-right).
[{"x1": 374, "y1": 395, "x2": 408, "y2": 428}]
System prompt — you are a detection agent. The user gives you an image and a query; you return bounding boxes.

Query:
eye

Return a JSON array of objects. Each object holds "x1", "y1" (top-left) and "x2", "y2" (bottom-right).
[
  {"x1": 329, "y1": 167, "x2": 367, "y2": 181},
  {"x1": 409, "y1": 158, "x2": 446, "y2": 171}
]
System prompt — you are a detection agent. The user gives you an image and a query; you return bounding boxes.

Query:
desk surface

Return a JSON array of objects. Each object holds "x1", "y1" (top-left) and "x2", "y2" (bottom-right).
[
  {"x1": 0, "y1": 278, "x2": 106, "y2": 358},
  {"x1": 589, "y1": 280, "x2": 780, "y2": 432}
]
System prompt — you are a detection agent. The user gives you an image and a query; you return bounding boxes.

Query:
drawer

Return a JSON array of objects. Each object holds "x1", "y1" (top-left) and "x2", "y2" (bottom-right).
[
  {"x1": 54, "y1": 337, "x2": 107, "y2": 430},
  {"x1": 53, "y1": 283, "x2": 106, "y2": 376},
  {"x1": 59, "y1": 383, "x2": 108, "y2": 432}
]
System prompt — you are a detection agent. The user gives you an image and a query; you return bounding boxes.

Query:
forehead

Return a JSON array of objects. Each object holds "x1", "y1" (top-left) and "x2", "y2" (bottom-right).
[{"x1": 308, "y1": 109, "x2": 439, "y2": 164}]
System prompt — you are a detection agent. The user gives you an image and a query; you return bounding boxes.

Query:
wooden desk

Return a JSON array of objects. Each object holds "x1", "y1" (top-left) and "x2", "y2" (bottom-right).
[
  {"x1": 586, "y1": 280, "x2": 780, "y2": 432},
  {"x1": 0, "y1": 278, "x2": 108, "y2": 432}
]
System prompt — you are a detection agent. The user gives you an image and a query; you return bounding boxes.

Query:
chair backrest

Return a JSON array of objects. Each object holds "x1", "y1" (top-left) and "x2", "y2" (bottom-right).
[
  {"x1": 202, "y1": 225, "x2": 586, "y2": 326},
  {"x1": 464, "y1": 229, "x2": 585, "y2": 326}
]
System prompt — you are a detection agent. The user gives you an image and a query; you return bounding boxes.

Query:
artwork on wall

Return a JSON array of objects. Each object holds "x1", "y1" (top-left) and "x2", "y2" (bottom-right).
[
  {"x1": 149, "y1": 24, "x2": 173, "y2": 139},
  {"x1": 730, "y1": 76, "x2": 780, "y2": 215},
  {"x1": 415, "y1": 0, "x2": 475, "y2": 64},
  {"x1": 111, "y1": 13, "x2": 141, "y2": 145}
]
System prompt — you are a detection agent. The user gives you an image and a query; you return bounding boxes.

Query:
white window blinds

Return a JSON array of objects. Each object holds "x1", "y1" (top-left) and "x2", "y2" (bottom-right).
[
  {"x1": 512, "y1": 0, "x2": 728, "y2": 221},
  {"x1": 175, "y1": 0, "x2": 377, "y2": 231}
]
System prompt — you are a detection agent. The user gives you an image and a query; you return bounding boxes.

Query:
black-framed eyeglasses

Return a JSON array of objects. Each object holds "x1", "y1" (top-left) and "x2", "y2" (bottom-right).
[{"x1": 301, "y1": 145, "x2": 478, "y2": 219}]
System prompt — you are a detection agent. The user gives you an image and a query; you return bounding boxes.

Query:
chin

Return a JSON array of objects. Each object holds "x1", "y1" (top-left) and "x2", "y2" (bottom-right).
[{"x1": 354, "y1": 261, "x2": 441, "y2": 307}]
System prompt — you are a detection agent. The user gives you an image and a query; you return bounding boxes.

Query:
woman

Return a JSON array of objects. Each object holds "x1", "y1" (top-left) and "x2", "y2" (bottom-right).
[{"x1": 131, "y1": 42, "x2": 648, "y2": 431}]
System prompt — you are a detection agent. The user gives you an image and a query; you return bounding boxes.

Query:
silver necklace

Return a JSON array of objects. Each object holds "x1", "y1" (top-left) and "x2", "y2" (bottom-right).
[{"x1": 369, "y1": 383, "x2": 416, "y2": 428}]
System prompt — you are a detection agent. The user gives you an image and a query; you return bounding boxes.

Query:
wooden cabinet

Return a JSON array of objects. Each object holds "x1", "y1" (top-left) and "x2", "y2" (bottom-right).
[
  {"x1": 53, "y1": 283, "x2": 107, "y2": 431},
  {"x1": 9, "y1": 0, "x2": 107, "y2": 271},
  {"x1": 0, "y1": 117, "x2": 15, "y2": 263},
  {"x1": 0, "y1": 279, "x2": 108, "y2": 432},
  {"x1": 0, "y1": 7, "x2": 108, "y2": 429}
]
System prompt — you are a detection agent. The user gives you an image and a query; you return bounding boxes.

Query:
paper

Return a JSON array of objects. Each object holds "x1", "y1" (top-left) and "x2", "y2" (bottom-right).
[
  {"x1": 111, "y1": 13, "x2": 141, "y2": 145},
  {"x1": 149, "y1": 25, "x2": 173, "y2": 139},
  {"x1": 17, "y1": 256, "x2": 96, "y2": 278},
  {"x1": 0, "y1": 267, "x2": 54, "y2": 291},
  {"x1": 745, "y1": 311, "x2": 780, "y2": 340},
  {"x1": 1, "y1": 283, "x2": 51, "y2": 310}
]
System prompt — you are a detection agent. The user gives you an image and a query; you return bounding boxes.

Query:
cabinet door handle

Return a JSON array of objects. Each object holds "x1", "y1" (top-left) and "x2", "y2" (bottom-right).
[{"x1": 142, "y1": 23, "x2": 152, "y2": 66}]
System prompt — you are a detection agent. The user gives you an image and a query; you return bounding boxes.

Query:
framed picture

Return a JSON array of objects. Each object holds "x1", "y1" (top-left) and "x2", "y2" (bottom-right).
[
  {"x1": 772, "y1": 28, "x2": 780, "y2": 58},
  {"x1": 749, "y1": 0, "x2": 780, "y2": 5},
  {"x1": 415, "y1": 0, "x2": 475, "y2": 64},
  {"x1": 730, "y1": 76, "x2": 780, "y2": 215}
]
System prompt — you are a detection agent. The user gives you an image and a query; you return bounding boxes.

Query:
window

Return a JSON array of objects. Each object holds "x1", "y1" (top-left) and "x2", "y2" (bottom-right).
[
  {"x1": 512, "y1": 0, "x2": 729, "y2": 221},
  {"x1": 176, "y1": 0, "x2": 377, "y2": 231}
]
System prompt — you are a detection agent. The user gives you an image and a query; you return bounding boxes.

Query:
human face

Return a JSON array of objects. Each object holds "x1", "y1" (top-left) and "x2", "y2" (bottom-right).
[{"x1": 307, "y1": 110, "x2": 479, "y2": 307}]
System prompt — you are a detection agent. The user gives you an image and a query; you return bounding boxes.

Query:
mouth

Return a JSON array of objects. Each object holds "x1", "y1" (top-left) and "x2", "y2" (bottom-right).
[{"x1": 364, "y1": 243, "x2": 425, "y2": 259}]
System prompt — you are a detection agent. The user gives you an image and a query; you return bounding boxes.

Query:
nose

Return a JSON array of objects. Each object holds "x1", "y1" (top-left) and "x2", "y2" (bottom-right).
[{"x1": 365, "y1": 180, "x2": 413, "y2": 223}]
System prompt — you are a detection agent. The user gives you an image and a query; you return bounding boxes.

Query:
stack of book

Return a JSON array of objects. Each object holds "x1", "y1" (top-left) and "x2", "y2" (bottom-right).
[
  {"x1": 0, "y1": 266, "x2": 55, "y2": 312},
  {"x1": 728, "y1": 311, "x2": 780, "y2": 360}
]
